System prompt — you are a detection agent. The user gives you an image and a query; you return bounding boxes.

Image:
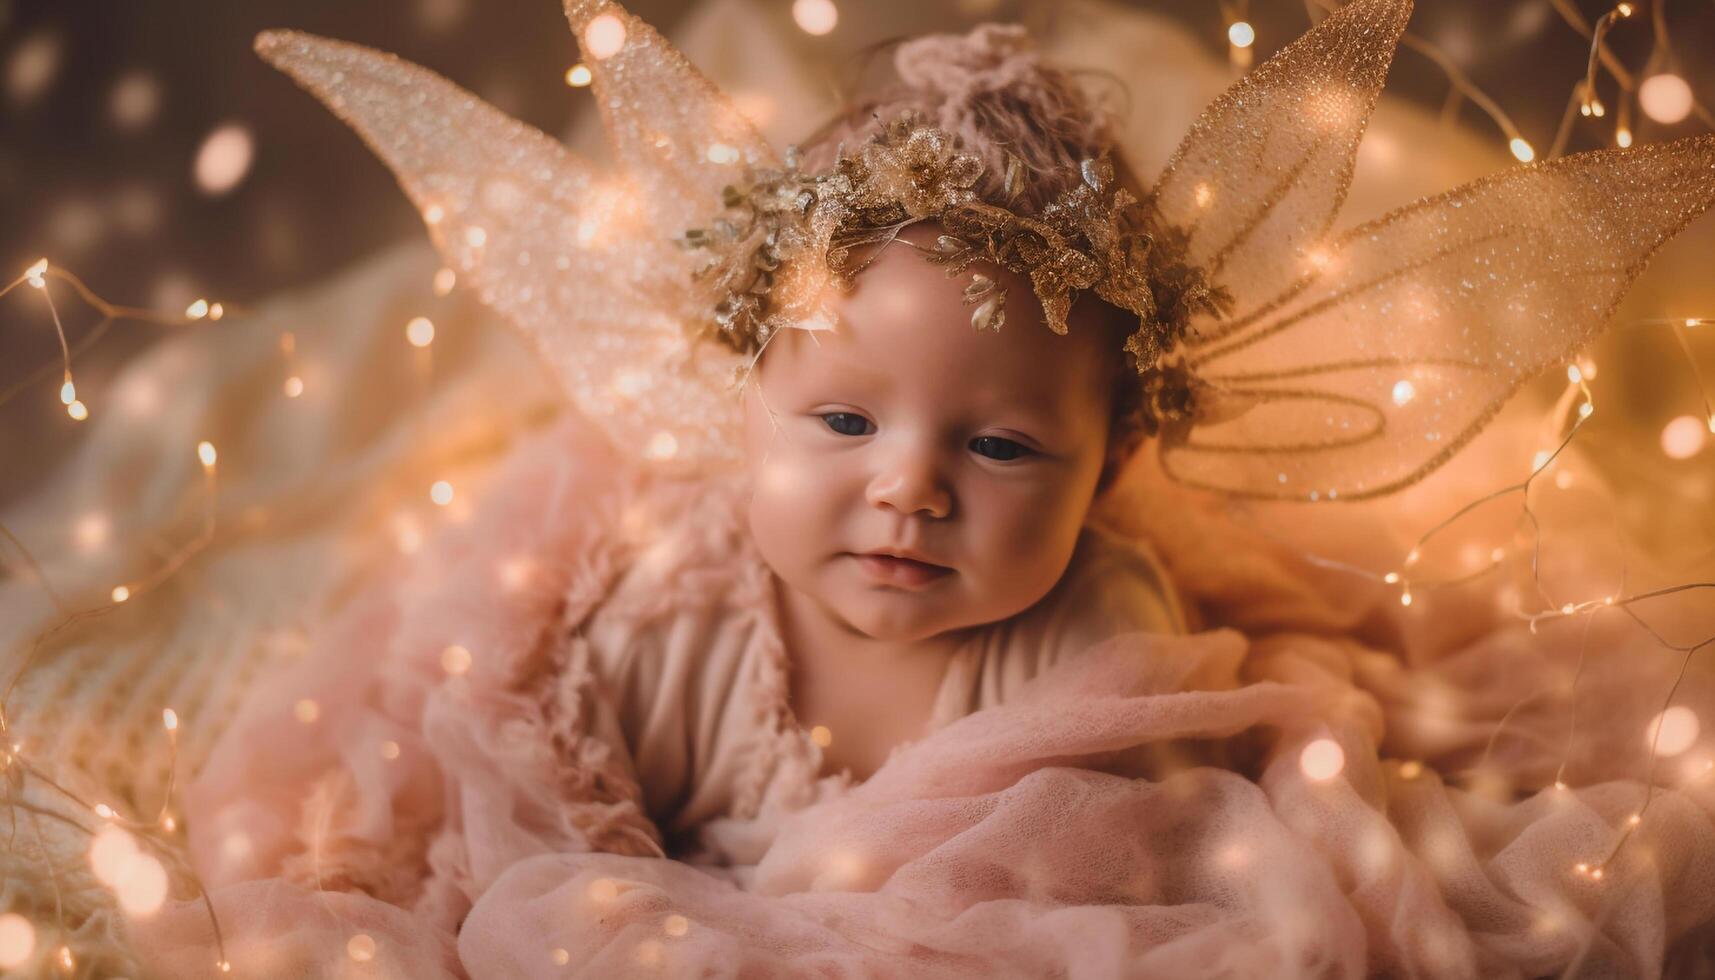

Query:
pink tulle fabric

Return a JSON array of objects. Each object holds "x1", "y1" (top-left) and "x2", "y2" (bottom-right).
[{"x1": 129, "y1": 408, "x2": 1715, "y2": 978}]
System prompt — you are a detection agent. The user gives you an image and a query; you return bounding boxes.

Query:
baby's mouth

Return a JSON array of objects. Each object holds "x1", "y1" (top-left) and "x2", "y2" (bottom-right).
[{"x1": 849, "y1": 551, "x2": 954, "y2": 590}]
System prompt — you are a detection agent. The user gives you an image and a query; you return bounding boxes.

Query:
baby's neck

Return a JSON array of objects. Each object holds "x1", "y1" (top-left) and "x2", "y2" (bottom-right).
[{"x1": 769, "y1": 573, "x2": 969, "y2": 781}]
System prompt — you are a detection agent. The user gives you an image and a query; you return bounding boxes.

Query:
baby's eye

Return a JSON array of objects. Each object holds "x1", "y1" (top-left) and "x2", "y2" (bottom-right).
[
  {"x1": 969, "y1": 436, "x2": 1031, "y2": 461},
  {"x1": 821, "y1": 412, "x2": 874, "y2": 437}
]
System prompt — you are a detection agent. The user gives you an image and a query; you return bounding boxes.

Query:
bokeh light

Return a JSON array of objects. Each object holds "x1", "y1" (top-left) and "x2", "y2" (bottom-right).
[
  {"x1": 0, "y1": 914, "x2": 33, "y2": 969},
  {"x1": 1300, "y1": 738, "x2": 1346, "y2": 781},
  {"x1": 110, "y1": 71, "x2": 162, "y2": 130},
  {"x1": 1640, "y1": 74, "x2": 1694, "y2": 124},
  {"x1": 584, "y1": 14, "x2": 627, "y2": 60},
  {"x1": 1661, "y1": 415, "x2": 1707, "y2": 459},
  {"x1": 6, "y1": 30, "x2": 61, "y2": 105},
  {"x1": 1648, "y1": 706, "x2": 1700, "y2": 756},
  {"x1": 194, "y1": 123, "x2": 256, "y2": 196},
  {"x1": 792, "y1": 0, "x2": 839, "y2": 36}
]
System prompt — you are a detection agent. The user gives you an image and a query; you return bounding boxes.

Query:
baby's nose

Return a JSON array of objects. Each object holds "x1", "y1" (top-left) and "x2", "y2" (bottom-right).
[{"x1": 865, "y1": 450, "x2": 952, "y2": 519}]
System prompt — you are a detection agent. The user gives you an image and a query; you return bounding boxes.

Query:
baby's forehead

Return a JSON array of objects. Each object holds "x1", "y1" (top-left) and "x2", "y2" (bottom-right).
[{"x1": 789, "y1": 230, "x2": 1114, "y2": 381}]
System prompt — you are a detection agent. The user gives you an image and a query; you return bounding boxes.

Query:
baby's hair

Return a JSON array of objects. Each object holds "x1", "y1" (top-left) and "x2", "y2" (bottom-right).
[{"x1": 796, "y1": 23, "x2": 1149, "y2": 491}]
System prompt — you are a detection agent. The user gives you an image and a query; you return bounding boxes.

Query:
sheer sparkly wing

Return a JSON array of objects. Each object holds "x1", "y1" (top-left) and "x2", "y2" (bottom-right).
[
  {"x1": 1161, "y1": 136, "x2": 1715, "y2": 500},
  {"x1": 255, "y1": 26, "x2": 766, "y2": 470},
  {"x1": 1143, "y1": 0, "x2": 1715, "y2": 500},
  {"x1": 1149, "y1": 0, "x2": 1411, "y2": 323}
]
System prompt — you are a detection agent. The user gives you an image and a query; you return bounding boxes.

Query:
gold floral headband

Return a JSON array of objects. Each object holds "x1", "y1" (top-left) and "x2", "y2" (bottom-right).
[{"x1": 681, "y1": 113, "x2": 1232, "y2": 436}]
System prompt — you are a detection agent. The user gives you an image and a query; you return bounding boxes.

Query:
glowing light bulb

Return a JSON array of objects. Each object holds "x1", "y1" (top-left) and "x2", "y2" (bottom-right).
[
  {"x1": 1566, "y1": 364, "x2": 1582, "y2": 384},
  {"x1": 25, "y1": 258, "x2": 48, "y2": 287},
  {"x1": 1390, "y1": 379, "x2": 1415, "y2": 406},
  {"x1": 1383, "y1": 572, "x2": 1401, "y2": 584},
  {"x1": 430, "y1": 480, "x2": 455, "y2": 506},
  {"x1": 464, "y1": 225, "x2": 487, "y2": 248},
  {"x1": 792, "y1": 0, "x2": 838, "y2": 35},
  {"x1": 1300, "y1": 738, "x2": 1346, "y2": 781},
  {"x1": 1616, "y1": 3, "x2": 1634, "y2": 16},
  {"x1": 1640, "y1": 74, "x2": 1693, "y2": 124},
  {"x1": 186, "y1": 298, "x2": 209, "y2": 319},
  {"x1": 1193, "y1": 183, "x2": 1213, "y2": 208},
  {"x1": 1227, "y1": 21, "x2": 1256, "y2": 48},
  {"x1": 94, "y1": 803, "x2": 115, "y2": 820},
  {"x1": 1400, "y1": 590, "x2": 1413, "y2": 607},
  {"x1": 67, "y1": 399, "x2": 88, "y2": 421},
  {"x1": 565, "y1": 63, "x2": 592, "y2": 87},
  {"x1": 197, "y1": 441, "x2": 218, "y2": 468},
  {"x1": 1509, "y1": 138, "x2": 1535, "y2": 163},
  {"x1": 111, "y1": 585, "x2": 130, "y2": 603},
  {"x1": 283, "y1": 375, "x2": 304, "y2": 398},
  {"x1": 59, "y1": 379, "x2": 76, "y2": 405},
  {"x1": 406, "y1": 316, "x2": 436, "y2": 347},
  {"x1": 584, "y1": 13, "x2": 627, "y2": 59},
  {"x1": 163, "y1": 708, "x2": 178, "y2": 731},
  {"x1": 1616, "y1": 126, "x2": 1633, "y2": 147},
  {"x1": 424, "y1": 204, "x2": 445, "y2": 225}
]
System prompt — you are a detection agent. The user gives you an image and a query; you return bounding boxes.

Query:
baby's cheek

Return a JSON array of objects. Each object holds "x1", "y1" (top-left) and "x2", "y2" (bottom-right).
[{"x1": 967, "y1": 480, "x2": 1092, "y2": 599}]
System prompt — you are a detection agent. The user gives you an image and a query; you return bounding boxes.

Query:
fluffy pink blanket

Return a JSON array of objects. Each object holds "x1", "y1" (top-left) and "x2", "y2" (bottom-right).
[{"x1": 130, "y1": 411, "x2": 1715, "y2": 978}]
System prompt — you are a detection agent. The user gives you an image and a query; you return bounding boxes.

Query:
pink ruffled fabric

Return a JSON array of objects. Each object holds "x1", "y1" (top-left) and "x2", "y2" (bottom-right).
[{"x1": 130, "y1": 410, "x2": 1715, "y2": 978}]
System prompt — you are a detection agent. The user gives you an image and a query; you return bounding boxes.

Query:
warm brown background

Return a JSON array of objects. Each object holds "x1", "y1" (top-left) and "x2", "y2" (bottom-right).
[{"x1": 3, "y1": 0, "x2": 1712, "y2": 508}]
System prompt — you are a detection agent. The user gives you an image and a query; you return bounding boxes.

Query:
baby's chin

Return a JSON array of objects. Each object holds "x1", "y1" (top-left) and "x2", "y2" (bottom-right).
[{"x1": 821, "y1": 585, "x2": 1016, "y2": 646}]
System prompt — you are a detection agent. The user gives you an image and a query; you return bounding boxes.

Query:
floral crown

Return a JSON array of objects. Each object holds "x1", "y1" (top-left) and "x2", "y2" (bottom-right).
[{"x1": 681, "y1": 113, "x2": 1232, "y2": 436}]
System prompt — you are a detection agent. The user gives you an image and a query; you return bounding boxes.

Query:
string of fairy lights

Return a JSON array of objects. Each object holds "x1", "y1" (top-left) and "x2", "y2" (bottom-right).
[{"x1": 1, "y1": 0, "x2": 1713, "y2": 972}]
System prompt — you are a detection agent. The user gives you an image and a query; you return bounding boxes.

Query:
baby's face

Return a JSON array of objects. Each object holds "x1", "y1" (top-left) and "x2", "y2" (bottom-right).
[{"x1": 742, "y1": 225, "x2": 1122, "y2": 643}]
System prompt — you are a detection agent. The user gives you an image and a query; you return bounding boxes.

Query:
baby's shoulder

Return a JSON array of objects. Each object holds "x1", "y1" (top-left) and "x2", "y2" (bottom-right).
[{"x1": 996, "y1": 525, "x2": 1187, "y2": 670}]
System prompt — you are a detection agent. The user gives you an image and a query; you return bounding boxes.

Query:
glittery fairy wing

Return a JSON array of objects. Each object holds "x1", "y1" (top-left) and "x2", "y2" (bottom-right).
[
  {"x1": 1149, "y1": 0, "x2": 1411, "y2": 321},
  {"x1": 562, "y1": 0, "x2": 779, "y2": 236},
  {"x1": 1161, "y1": 135, "x2": 1715, "y2": 501},
  {"x1": 255, "y1": 23, "x2": 767, "y2": 469}
]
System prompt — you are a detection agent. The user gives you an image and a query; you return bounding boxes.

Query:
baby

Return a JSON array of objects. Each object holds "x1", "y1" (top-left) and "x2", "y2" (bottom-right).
[
  {"x1": 737, "y1": 28, "x2": 1185, "y2": 784},
  {"x1": 171, "y1": 17, "x2": 1183, "y2": 959},
  {"x1": 550, "y1": 43, "x2": 1185, "y2": 869}
]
